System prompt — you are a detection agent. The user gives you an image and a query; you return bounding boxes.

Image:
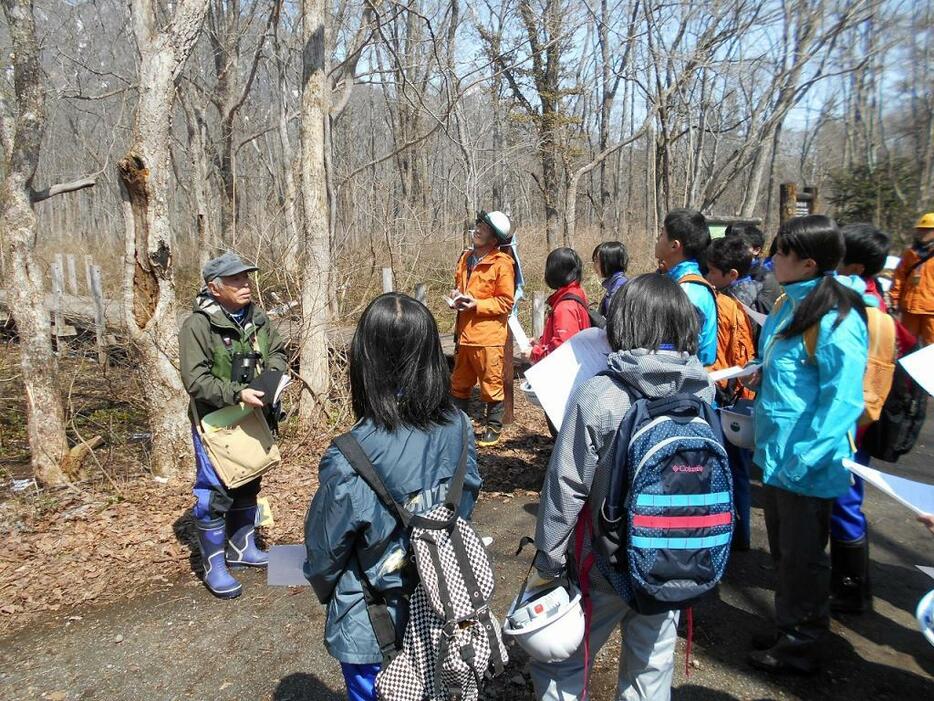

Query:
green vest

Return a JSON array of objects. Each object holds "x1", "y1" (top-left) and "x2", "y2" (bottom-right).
[{"x1": 210, "y1": 324, "x2": 273, "y2": 382}]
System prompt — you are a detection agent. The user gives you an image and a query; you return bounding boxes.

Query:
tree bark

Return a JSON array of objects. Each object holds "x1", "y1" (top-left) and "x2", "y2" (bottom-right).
[
  {"x1": 0, "y1": 0, "x2": 69, "y2": 486},
  {"x1": 118, "y1": 0, "x2": 209, "y2": 479},
  {"x1": 298, "y1": 0, "x2": 331, "y2": 419}
]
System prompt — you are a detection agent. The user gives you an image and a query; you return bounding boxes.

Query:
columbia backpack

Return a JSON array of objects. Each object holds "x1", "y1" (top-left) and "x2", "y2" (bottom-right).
[
  {"x1": 593, "y1": 385, "x2": 733, "y2": 615},
  {"x1": 680, "y1": 274, "x2": 757, "y2": 405},
  {"x1": 558, "y1": 293, "x2": 603, "y2": 329},
  {"x1": 333, "y1": 423, "x2": 507, "y2": 701},
  {"x1": 862, "y1": 340, "x2": 928, "y2": 462}
]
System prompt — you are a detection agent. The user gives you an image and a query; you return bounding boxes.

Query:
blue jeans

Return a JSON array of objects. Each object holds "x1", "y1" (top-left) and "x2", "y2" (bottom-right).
[{"x1": 340, "y1": 662, "x2": 380, "y2": 701}]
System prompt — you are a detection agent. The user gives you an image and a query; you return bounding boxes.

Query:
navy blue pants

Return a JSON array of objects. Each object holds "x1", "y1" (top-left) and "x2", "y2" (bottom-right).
[
  {"x1": 831, "y1": 447, "x2": 868, "y2": 543},
  {"x1": 725, "y1": 440, "x2": 752, "y2": 547},
  {"x1": 191, "y1": 427, "x2": 261, "y2": 522}
]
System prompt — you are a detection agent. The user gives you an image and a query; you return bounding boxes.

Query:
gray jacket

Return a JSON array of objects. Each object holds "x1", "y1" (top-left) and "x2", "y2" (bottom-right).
[
  {"x1": 534, "y1": 349, "x2": 715, "y2": 582},
  {"x1": 304, "y1": 412, "x2": 481, "y2": 664}
]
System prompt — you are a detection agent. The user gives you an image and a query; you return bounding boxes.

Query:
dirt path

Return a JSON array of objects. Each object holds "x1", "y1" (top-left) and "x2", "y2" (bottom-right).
[{"x1": 2, "y1": 413, "x2": 933, "y2": 700}]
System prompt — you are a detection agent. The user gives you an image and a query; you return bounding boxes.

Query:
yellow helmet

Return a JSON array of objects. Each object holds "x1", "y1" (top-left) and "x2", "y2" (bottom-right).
[{"x1": 916, "y1": 213, "x2": 934, "y2": 229}]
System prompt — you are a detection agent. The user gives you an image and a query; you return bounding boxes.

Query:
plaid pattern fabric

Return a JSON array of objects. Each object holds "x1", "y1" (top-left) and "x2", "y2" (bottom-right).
[{"x1": 376, "y1": 504, "x2": 507, "y2": 700}]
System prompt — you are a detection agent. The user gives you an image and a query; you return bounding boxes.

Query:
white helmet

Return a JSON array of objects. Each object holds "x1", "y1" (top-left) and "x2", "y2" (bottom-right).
[
  {"x1": 720, "y1": 399, "x2": 755, "y2": 449},
  {"x1": 520, "y1": 380, "x2": 542, "y2": 408},
  {"x1": 502, "y1": 581, "x2": 585, "y2": 663},
  {"x1": 916, "y1": 589, "x2": 934, "y2": 647},
  {"x1": 483, "y1": 210, "x2": 512, "y2": 242}
]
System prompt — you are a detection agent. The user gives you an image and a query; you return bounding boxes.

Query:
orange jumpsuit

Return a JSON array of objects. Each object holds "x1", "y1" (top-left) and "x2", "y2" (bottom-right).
[
  {"x1": 890, "y1": 246, "x2": 934, "y2": 345},
  {"x1": 451, "y1": 248, "x2": 515, "y2": 402}
]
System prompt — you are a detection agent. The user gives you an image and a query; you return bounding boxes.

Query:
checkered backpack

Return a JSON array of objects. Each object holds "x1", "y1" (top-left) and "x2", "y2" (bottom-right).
[{"x1": 334, "y1": 423, "x2": 507, "y2": 701}]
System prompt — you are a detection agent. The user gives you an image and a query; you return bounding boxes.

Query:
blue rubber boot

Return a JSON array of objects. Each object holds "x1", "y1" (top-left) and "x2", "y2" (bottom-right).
[
  {"x1": 196, "y1": 519, "x2": 243, "y2": 599},
  {"x1": 226, "y1": 504, "x2": 269, "y2": 567}
]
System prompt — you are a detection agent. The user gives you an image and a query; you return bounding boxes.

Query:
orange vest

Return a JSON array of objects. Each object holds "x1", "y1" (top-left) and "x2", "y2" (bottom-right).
[
  {"x1": 454, "y1": 248, "x2": 515, "y2": 347},
  {"x1": 891, "y1": 247, "x2": 934, "y2": 314}
]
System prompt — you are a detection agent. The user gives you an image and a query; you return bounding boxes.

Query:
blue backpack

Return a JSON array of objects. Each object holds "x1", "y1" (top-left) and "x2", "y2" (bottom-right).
[{"x1": 594, "y1": 388, "x2": 733, "y2": 615}]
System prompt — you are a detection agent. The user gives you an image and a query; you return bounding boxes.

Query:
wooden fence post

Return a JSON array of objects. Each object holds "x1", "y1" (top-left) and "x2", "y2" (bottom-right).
[
  {"x1": 87, "y1": 259, "x2": 107, "y2": 365},
  {"x1": 66, "y1": 254, "x2": 78, "y2": 296},
  {"x1": 779, "y1": 182, "x2": 797, "y2": 225},
  {"x1": 414, "y1": 282, "x2": 427, "y2": 304},
  {"x1": 532, "y1": 291, "x2": 546, "y2": 340},
  {"x1": 382, "y1": 268, "x2": 394, "y2": 293},
  {"x1": 503, "y1": 329, "x2": 514, "y2": 425}
]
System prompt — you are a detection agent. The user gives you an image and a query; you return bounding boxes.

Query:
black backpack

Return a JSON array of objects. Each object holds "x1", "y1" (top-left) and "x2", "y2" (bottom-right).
[
  {"x1": 861, "y1": 342, "x2": 928, "y2": 462},
  {"x1": 559, "y1": 293, "x2": 605, "y2": 329}
]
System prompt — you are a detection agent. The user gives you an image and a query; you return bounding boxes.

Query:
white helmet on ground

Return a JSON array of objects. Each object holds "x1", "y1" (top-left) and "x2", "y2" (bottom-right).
[
  {"x1": 916, "y1": 589, "x2": 934, "y2": 647},
  {"x1": 502, "y1": 580, "x2": 585, "y2": 663},
  {"x1": 720, "y1": 399, "x2": 755, "y2": 449}
]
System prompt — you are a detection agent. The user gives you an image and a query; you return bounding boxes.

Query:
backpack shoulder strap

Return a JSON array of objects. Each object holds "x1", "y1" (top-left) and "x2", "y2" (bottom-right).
[
  {"x1": 908, "y1": 248, "x2": 934, "y2": 275},
  {"x1": 333, "y1": 433, "x2": 413, "y2": 529}
]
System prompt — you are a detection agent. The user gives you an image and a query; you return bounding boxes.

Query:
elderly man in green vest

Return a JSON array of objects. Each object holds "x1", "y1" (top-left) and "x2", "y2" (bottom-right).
[{"x1": 179, "y1": 252, "x2": 288, "y2": 598}]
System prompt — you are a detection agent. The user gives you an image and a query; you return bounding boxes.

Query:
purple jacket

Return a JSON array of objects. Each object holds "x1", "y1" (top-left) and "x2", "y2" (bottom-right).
[{"x1": 599, "y1": 272, "x2": 629, "y2": 317}]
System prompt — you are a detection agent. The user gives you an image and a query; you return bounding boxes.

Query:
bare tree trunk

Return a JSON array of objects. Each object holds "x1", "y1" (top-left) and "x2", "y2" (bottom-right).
[
  {"x1": 182, "y1": 97, "x2": 216, "y2": 267},
  {"x1": 118, "y1": 0, "x2": 209, "y2": 479},
  {"x1": 0, "y1": 0, "x2": 68, "y2": 486},
  {"x1": 298, "y1": 0, "x2": 331, "y2": 419}
]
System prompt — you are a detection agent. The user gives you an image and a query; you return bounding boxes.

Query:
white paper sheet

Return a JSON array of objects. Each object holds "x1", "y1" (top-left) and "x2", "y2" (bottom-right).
[
  {"x1": 916, "y1": 565, "x2": 934, "y2": 581},
  {"x1": 524, "y1": 327, "x2": 611, "y2": 431},
  {"x1": 267, "y1": 544, "x2": 310, "y2": 587},
  {"x1": 739, "y1": 302, "x2": 768, "y2": 327},
  {"x1": 508, "y1": 315, "x2": 532, "y2": 352},
  {"x1": 843, "y1": 459, "x2": 934, "y2": 516},
  {"x1": 885, "y1": 255, "x2": 901, "y2": 271},
  {"x1": 898, "y1": 344, "x2": 934, "y2": 398},
  {"x1": 708, "y1": 364, "x2": 761, "y2": 383}
]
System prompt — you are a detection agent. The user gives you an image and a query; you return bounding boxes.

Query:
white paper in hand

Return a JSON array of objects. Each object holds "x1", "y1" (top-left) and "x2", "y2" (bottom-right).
[
  {"x1": 739, "y1": 302, "x2": 768, "y2": 327},
  {"x1": 524, "y1": 327, "x2": 611, "y2": 432},
  {"x1": 843, "y1": 459, "x2": 934, "y2": 516},
  {"x1": 508, "y1": 315, "x2": 532, "y2": 353},
  {"x1": 899, "y1": 344, "x2": 934, "y2": 398},
  {"x1": 708, "y1": 364, "x2": 760, "y2": 383}
]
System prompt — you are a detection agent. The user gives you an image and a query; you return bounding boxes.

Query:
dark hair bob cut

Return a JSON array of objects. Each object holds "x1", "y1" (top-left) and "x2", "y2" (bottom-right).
[
  {"x1": 606, "y1": 273, "x2": 698, "y2": 355},
  {"x1": 840, "y1": 223, "x2": 891, "y2": 278},
  {"x1": 774, "y1": 215, "x2": 867, "y2": 339},
  {"x1": 544, "y1": 247, "x2": 583, "y2": 290},
  {"x1": 350, "y1": 293, "x2": 453, "y2": 431},
  {"x1": 724, "y1": 223, "x2": 765, "y2": 251},
  {"x1": 591, "y1": 241, "x2": 630, "y2": 278},
  {"x1": 708, "y1": 236, "x2": 753, "y2": 278}
]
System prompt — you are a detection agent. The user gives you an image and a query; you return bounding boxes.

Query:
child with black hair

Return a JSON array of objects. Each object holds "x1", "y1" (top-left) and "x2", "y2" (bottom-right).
[
  {"x1": 828, "y1": 224, "x2": 916, "y2": 614},
  {"x1": 655, "y1": 209, "x2": 718, "y2": 366},
  {"x1": 530, "y1": 274, "x2": 715, "y2": 700},
  {"x1": 726, "y1": 223, "x2": 782, "y2": 311},
  {"x1": 528, "y1": 247, "x2": 591, "y2": 364},
  {"x1": 748, "y1": 215, "x2": 869, "y2": 675},
  {"x1": 706, "y1": 236, "x2": 762, "y2": 309},
  {"x1": 304, "y1": 293, "x2": 482, "y2": 701},
  {"x1": 592, "y1": 241, "x2": 630, "y2": 318}
]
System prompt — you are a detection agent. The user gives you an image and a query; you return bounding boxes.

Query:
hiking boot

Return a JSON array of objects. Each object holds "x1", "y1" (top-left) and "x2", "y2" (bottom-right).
[
  {"x1": 226, "y1": 503, "x2": 268, "y2": 567},
  {"x1": 196, "y1": 518, "x2": 243, "y2": 599},
  {"x1": 751, "y1": 630, "x2": 781, "y2": 651},
  {"x1": 477, "y1": 401, "x2": 504, "y2": 446},
  {"x1": 830, "y1": 536, "x2": 872, "y2": 614},
  {"x1": 747, "y1": 635, "x2": 820, "y2": 675},
  {"x1": 451, "y1": 397, "x2": 470, "y2": 419}
]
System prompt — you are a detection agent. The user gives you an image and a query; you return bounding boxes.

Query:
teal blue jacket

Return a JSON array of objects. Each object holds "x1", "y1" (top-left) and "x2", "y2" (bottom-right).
[
  {"x1": 669, "y1": 260, "x2": 718, "y2": 366},
  {"x1": 753, "y1": 275, "x2": 868, "y2": 498}
]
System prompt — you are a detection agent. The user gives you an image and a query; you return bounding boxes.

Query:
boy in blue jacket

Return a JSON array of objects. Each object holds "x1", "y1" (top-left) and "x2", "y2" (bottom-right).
[{"x1": 655, "y1": 209, "x2": 718, "y2": 366}]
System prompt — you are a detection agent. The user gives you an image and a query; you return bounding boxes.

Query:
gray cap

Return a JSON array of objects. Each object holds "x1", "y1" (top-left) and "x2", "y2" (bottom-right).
[{"x1": 202, "y1": 252, "x2": 259, "y2": 283}]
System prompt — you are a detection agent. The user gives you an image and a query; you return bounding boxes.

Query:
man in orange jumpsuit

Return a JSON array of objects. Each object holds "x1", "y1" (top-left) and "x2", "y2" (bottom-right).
[
  {"x1": 450, "y1": 210, "x2": 515, "y2": 447},
  {"x1": 891, "y1": 213, "x2": 934, "y2": 345}
]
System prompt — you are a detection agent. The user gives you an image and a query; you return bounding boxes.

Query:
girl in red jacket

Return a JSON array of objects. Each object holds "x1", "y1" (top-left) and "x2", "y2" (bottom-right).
[{"x1": 529, "y1": 247, "x2": 592, "y2": 364}]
